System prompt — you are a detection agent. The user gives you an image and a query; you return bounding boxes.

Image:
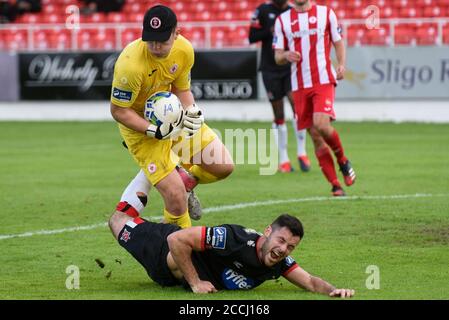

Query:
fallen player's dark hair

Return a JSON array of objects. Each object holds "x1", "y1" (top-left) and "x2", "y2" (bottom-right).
[{"x1": 271, "y1": 214, "x2": 304, "y2": 239}]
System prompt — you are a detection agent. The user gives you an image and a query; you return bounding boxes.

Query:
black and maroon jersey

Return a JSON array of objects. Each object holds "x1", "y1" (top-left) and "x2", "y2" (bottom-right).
[
  {"x1": 188, "y1": 224, "x2": 298, "y2": 290},
  {"x1": 248, "y1": 2, "x2": 292, "y2": 72}
]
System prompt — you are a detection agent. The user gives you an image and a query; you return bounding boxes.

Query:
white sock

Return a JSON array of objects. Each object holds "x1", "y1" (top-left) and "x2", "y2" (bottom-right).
[
  {"x1": 291, "y1": 118, "x2": 307, "y2": 157},
  {"x1": 120, "y1": 170, "x2": 151, "y2": 214},
  {"x1": 272, "y1": 122, "x2": 290, "y2": 164}
]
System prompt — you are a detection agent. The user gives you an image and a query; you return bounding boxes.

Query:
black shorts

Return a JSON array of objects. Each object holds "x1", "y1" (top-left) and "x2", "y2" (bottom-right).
[
  {"x1": 118, "y1": 217, "x2": 181, "y2": 287},
  {"x1": 261, "y1": 69, "x2": 292, "y2": 101}
]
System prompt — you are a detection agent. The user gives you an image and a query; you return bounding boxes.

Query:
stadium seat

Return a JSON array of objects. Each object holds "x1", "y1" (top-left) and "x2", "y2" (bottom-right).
[
  {"x1": 424, "y1": 6, "x2": 443, "y2": 17},
  {"x1": 416, "y1": 25, "x2": 439, "y2": 44},
  {"x1": 16, "y1": 13, "x2": 42, "y2": 24},
  {"x1": 399, "y1": 7, "x2": 418, "y2": 18},
  {"x1": 107, "y1": 13, "x2": 125, "y2": 23},
  {"x1": 182, "y1": 26, "x2": 206, "y2": 48},
  {"x1": 394, "y1": 25, "x2": 417, "y2": 45},
  {"x1": 81, "y1": 13, "x2": 107, "y2": 24},
  {"x1": 48, "y1": 29, "x2": 71, "y2": 51},
  {"x1": 2, "y1": 0, "x2": 449, "y2": 50},
  {"x1": 41, "y1": 14, "x2": 65, "y2": 24},
  {"x1": 121, "y1": 28, "x2": 141, "y2": 48},
  {"x1": 366, "y1": 27, "x2": 391, "y2": 45},
  {"x1": 123, "y1": 2, "x2": 144, "y2": 14}
]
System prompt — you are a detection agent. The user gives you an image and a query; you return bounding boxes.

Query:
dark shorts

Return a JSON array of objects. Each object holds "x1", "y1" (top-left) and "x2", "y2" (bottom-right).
[
  {"x1": 261, "y1": 69, "x2": 292, "y2": 101},
  {"x1": 118, "y1": 217, "x2": 181, "y2": 287}
]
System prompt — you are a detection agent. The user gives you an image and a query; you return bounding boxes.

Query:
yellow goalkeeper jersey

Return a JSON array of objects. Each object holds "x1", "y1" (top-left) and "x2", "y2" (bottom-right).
[{"x1": 111, "y1": 35, "x2": 194, "y2": 135}]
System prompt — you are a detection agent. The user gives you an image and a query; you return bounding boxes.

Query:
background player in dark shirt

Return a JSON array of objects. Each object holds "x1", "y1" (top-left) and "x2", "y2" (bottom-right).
[
  {"x1": 109, "y1": 211, "x2": 355, "y2": 297},
  {"x1": 249, "y1": 0, "x2": 311, "y2": 173}
]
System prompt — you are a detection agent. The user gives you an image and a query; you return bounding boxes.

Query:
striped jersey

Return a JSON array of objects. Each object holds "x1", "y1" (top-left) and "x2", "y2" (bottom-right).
[{"x1": 273, "y1": 4, "x2": 342, "y2": 90}]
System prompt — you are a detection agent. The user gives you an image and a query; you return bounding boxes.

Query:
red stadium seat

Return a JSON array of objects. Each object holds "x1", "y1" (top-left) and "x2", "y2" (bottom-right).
[
  {"x1": 41, "y1": 14, "x2": 65, "y2": 23},
  {"x1": 49, "y1": 29, "x2": 72, "y2": 51},
  {"x1": 229, "y1": 26, "x2": 249, "y2": 46},
  {"x1": 3, "y1": 0, "x2": 449, "y2": 50},
  {"x1": 181, "y1": 26, "x2": 206, "y2": 47},
  {"x1": 366, "y1": 27, "x2": 390, "y2": 45},
  {"x1": 399, "y1": 7, "x2": 418, "y2": 18},
  {"x1": 394, "y1": 25, "x2": 417, "y2": 45},
  {"x1": 4, "y1": 29, "x2": 29, "y2": 50},
  {"x1": 416, "y1": 25, "x2": 438, "y2": 45},
  {"x1": 82, "y1": 13, "x2": 107, "y2": 24},
  {"x1": 107, "y1": 13, "x2": 125, "y2": 23},
  {"x1": 16, "y1": 13, "x2": 42, "y2": 24},
  {"x1": 424, "y1": 6, "x2": 443, "y2": 17},
  {"x1": 123, "y1": 2, "x2": 144, "y2": 14},
  {"x1": 121, "y1": 28, "x2": 141, "y2": 48},
  {"x1": 193, "y1": 11, "x2": 213, "y2": 22},
  {"x1": 211, "y1": 27, "x2": 229, "y2": 48},
  {"x1": 392, "y1": 0, "x2": 409, "y2": 9}
]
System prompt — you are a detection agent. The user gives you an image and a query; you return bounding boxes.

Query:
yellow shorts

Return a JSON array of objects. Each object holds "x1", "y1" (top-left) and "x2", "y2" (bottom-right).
[{"x1": 120, "y1": 124, "x2": 218, "y2": 185}]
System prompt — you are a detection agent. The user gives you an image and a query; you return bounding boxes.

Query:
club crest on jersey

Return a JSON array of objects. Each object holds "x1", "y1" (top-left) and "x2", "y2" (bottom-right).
[
  {"x1": 309, "y1": 16, "x2": 317, "y2": 24},
  {"x1": 120, "y1": 229, "x2": 131, "y2": 242},
  {"x1": 148, "y1": 163, "x2": 157, "y2": 174},
  {"x1": 285, "y1": 256, "x2": 296, "y2": 267},
  {"x1": 170, "y1": 64, "x2": 178, "y2": 74},
  {"x1": 150, "y1": 17, "x2": 161, "y2": 29}
]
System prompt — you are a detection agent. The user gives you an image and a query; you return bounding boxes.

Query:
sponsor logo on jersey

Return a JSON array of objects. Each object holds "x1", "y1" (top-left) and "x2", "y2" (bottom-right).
[
  {"x1": 292, "y1": 28, "x2": 325, "y2": 38},
  {"x1": 291, "y1": 19, "x2": 298, "y2": 26},
  {"x1": 268, "y1": 13, "x2": 276, "y2": 19},
  {"x1": 222, "y1": 268, "x2": 255, "y2": 290},
  {"x1": 233, "y1": 261, "x2": 243, "y2": 269},
  {"x1": 285, "y1": 256, "x2": 296, "y2": 267},
  {"x1": 211, "y1": 227, "x2": 227, "y2": 249},
  {"x1": 120, "y1": 229, "x2": 131, "y2": 242},
  {"x1": 325, "y1": 98, "x2": 332, "y2": 106},
  {"x1": 112, "y1": 87, "x2": 132, "y2": 102}
]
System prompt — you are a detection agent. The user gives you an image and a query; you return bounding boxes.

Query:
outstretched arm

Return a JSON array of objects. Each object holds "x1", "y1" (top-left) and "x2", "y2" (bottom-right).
[
  {"x1": 284, "y1": 265, "x2": 355, "y2": 298},
  {"x1": 333, "y1": 39, "x2": 346, "y2": 80},
  {"x1": 167, "y1": 227, "x2": 217, "y2": 294}
]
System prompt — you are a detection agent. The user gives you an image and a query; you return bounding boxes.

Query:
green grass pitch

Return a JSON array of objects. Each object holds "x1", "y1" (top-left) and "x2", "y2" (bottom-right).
[{"x1": 0, "y1": 121, "x2": 448, "y2": 300}]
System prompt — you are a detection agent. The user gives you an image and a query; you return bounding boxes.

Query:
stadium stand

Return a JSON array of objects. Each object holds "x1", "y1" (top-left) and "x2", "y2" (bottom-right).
[{"x1": 1, "y1": 0, "x2": 449, "y2": 51}]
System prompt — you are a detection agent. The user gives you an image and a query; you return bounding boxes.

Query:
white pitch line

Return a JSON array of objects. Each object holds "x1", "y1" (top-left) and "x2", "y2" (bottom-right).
[{"x1": 0, "y1": 193, "x2": 447, "y2": 241}]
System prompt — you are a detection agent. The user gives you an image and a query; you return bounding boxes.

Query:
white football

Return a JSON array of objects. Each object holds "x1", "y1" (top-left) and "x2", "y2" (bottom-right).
[{"x1": 144, "y1": 91, "x2": 183, "y2": 126}]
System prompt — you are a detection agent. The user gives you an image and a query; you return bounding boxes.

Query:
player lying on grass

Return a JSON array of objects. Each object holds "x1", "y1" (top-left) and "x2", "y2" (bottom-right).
[{"x1": 108, "y1": 211, "x2": 355, "y2": 298}]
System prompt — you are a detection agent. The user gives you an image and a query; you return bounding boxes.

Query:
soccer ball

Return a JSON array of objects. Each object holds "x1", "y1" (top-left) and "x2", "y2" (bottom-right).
[{"x1": 144, "y1": 91, "x2": 183, "y2": 126}]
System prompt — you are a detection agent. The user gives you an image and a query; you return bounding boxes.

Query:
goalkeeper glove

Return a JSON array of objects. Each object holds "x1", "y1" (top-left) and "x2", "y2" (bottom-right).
[
  {"x1": 183, "y1": 104, "x2": 204, "y2": 136},
  {"x1": 146, "y1": 122, "x2": 175, "y2": 140}
]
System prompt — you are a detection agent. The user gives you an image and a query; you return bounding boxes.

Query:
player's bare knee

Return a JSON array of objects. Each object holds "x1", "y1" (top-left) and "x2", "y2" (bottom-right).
[
  {"x1": 165, "y1": 188, "x2": 187, "y2": 215},
  {"x1": 215, "y1": 163, "x2": 234, "y2": 179}
]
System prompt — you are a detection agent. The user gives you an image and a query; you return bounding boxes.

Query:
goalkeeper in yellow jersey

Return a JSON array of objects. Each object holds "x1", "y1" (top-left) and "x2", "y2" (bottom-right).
[{"x1": 110, "y1": 5, "x2": 234, "y2": 229}]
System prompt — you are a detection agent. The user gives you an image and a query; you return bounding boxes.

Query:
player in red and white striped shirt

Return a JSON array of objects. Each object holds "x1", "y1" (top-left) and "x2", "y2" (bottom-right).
[{"x1": 273, "y1": 0, "x2": 356, "y2": 196}]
